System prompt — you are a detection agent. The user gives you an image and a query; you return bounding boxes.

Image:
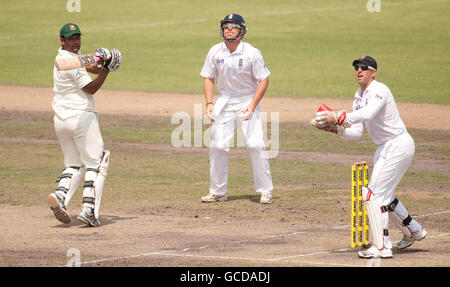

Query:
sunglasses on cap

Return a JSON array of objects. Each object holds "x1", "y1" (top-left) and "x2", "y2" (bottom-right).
[
  {"x1": 354, "y1": 64, "x2": 376, "y2": 71},
  {"x1": 222, "y1": 23, "x2": 241, "y2": 29},
  {"x1": 354, "y1": 64, "x2": 369, "y2": 71}
]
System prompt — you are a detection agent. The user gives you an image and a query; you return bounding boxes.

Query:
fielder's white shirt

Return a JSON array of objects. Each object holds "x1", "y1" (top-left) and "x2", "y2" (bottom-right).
[
  {"x1": 342, "y1": 80, "x2": 407, "y2": 145},
  {"x1": 200, "y1": 41, "x2": 270, "y2": 97},
  {"x1": 53, "y1": 48, "x2": 95, "y2": 120}
]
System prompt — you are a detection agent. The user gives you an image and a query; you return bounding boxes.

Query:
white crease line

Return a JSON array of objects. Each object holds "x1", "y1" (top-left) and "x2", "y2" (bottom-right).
[
  {"x1": 260, "y1": 231, "x2": 305, "y2": 239},
  {"x1": 332, "y1": 210, "x2": 450, "y2": 230},
  {"x1": 428, "y1": 232, "x2": 450, "y2": 239},
  {"x1": 78, "y1": 250, "x2": 173, "y2": 266},
  {"x1": 271, "y1": 248, "x2": 350, "y2": 261},
  {"x1": 152, "y1": 251, "x2": 360, "y2": 267},
  {"x1": 74, "y1": 209, "x2": 450, "y2": 266},
  {"x1": 332, "y1": 225, "x2": 350, "y2": 230},
  {"x1": 414, "y1": 210, "x2": 450, "y2": 218}
]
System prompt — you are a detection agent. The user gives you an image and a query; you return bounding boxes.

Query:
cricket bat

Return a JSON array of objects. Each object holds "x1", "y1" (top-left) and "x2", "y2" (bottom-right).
[{"x1": 55, "y1": 54, "x2": 102, "y2": 70}]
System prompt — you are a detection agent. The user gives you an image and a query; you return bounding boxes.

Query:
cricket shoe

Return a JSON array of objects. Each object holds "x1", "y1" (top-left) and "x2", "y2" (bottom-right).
[
  {"x1": 77, "y1": 208, "x2": 100, "y2": 227},
  {"x1": 397, "y1": 228, "x2": 427, "y2": 249},
  {"x1": 201, "y1": 193, "x2": 227, "y2": 202},
  {"x1": 358, "y1": 245, "x2": 393, "y2": 259},
  {"x1": 47, "y1": 192, "x2": 71, "y2": 224},
  {"x1": 260, "y1": 193, "x2": 273, "y2": 204}
]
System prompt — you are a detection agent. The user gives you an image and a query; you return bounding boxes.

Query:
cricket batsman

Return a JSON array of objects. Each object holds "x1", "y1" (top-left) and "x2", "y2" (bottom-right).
[
  {"x1": 311, "y1": 56, "x2": 427, "y2": 258},
  {"x1": 47, "y1": 23, "x2": 121, "y2": 227}
]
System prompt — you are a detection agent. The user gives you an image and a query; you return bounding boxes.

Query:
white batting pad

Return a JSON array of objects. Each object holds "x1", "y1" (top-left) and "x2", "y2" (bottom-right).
[
  {"x1": 362, "y1": 187, "x2": 384, "y2": 249},
  {"x1": 94, "y1": 150, "x2": 110, "y2": 219},
  {"x1": 63, "y1": 166, "x2": 86, "y2": 207}
]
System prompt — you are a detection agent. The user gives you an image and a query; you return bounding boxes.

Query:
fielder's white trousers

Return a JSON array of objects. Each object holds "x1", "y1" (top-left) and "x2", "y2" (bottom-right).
[
  {"x1": 369, "y1": 132, "x2": 422, "y2": 248},
  {"x1": 54, "y1": 112, "x2": 104, "y2": 169},
  {"x1": 209, "y1": 96, "x2": 273, "y2": 196}
]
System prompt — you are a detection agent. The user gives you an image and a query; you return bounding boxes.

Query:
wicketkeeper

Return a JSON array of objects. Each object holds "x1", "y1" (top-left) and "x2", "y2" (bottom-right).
[
  {"x1": 48, "y1": 23, "x2": 121, "y2": 227},
  {"x1": 311, "y1": 56, "x2": 427, "y2": 258}
]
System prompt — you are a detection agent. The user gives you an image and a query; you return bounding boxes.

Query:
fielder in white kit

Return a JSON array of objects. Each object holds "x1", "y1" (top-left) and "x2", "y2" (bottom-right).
[
  {"x1": 200, "y1": 14, "x2": 274, "y2": 204},
  {"x1": 313, "y1": 56, "x2": 427, "y2": 258},
  {"x1": 48, "y1": 23, "x2": 121, "y2": 227}
]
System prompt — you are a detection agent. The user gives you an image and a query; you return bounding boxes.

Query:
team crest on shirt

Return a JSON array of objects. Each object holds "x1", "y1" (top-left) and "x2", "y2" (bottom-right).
[
  {"x1": 355, "y1": 98, "x2": 362, "y2": 110},
  {"x1": 238, "y1": 58, "x2": 243, "y2": 68}
]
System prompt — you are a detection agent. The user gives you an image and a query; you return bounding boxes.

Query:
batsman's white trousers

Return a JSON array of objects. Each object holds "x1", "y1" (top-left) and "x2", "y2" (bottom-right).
[
  {"x1": 54, "y1": 112, "x2": 104, "y2": 169},
  {"x1": 209, "y1": 95, "x2": 273, "y2": 196},
  {"x1": 369, "y1": 132, "x2": 421, "y2": 248}
]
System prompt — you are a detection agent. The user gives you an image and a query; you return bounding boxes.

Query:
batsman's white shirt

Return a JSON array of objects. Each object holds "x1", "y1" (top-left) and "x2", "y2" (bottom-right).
[
  {"x1": 53, "y1": 48, "x2": 95, "y2": 120},
  {"x1": 201, "y1": 41, "x2": 273, "y2": 195},
  {"x1": 53, "y1": 48, "x2": 103, "y2": 169},
  {"x1": 342, "y1": 80, "x2": 415, "y2": 206}
]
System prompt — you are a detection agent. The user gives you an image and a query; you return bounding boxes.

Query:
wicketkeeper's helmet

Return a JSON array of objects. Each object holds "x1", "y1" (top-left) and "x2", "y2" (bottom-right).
[{"x1": 220, "y1": 13, "x2": 247, "y2": 41}]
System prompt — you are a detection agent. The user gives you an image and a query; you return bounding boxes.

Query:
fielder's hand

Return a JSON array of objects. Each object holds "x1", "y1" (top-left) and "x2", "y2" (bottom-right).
[
  {"x1": 315, "y1": 110, "x2": 347, "y2": 126},
  {"x1": 240, "y1": 106, "x2": 254, "y2": 121},
  {"x1": 104, "y1": 48, "x2": 122, "y2": 72},
  {"x1": 313, "y1": 104, "x2": 348, "y2": 127},
  {"x1": 206, "y1": 102, "x2": 215, "y2": 121},
  {"x1": 311, "y1": 104, "x2": 346, "y2": 135},
  {"x1": 311, "y1": 118, "x2": 344, "y2": 135}
]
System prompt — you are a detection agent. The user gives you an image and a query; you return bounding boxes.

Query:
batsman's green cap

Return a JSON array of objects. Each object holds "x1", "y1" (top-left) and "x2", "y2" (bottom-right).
[{"x1": 60, "y1": 23, "x2": 82, "y2": 38}]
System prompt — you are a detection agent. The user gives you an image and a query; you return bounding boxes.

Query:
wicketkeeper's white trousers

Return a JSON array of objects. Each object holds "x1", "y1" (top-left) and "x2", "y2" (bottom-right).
[
  {"x1": 209, "y1": 96, "x2": 273, "y2": 196},
  {"x1": 369, "y1": 132, "x2": 422, "y2": 248}
]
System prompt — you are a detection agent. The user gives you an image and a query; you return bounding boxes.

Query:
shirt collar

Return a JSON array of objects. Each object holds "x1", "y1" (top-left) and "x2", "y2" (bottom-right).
[
  {"x1": 221, "y1": 40, "x2": 244, "y2": 55},
  {"x1": 355, "y1": 79, "x2": 377, "y2": 99},
  {"x1": 58, "y1": 47, "x2": 81, "y2": 56}
]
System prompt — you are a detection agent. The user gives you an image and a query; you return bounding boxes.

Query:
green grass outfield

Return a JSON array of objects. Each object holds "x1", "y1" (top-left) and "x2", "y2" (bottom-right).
[
  {"x1": 1, "y1": 0, "x2": 449, "y2": 104},
  {"x1": 1, "y1": 111, "x2": 449, "y2": 221}
]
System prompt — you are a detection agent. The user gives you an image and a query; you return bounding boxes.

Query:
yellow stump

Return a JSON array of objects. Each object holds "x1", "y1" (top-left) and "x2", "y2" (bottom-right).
[
  {"x1": 363, "y1": 163, "x2": 369, "y2": 246},
  {"x1": 351, "y1": 164, "x2": 358, "y2": 248},
  {"x1": 351, "y1": 161, "x2": 369, "y2": 248}
]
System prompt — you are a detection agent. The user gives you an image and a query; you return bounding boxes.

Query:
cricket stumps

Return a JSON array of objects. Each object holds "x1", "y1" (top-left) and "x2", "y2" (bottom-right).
[{"x1": 351, "y1": 161, "x2": 369, "y2": 248}]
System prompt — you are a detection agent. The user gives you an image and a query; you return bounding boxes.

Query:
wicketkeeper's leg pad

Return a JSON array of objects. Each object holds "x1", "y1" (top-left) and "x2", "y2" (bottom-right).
[
  {"x1": 362, "y1": 186, "x2": 385, "y2": 249},
  {"x1": 385, "y1": 198, "x2": 422, "y2": 237}
]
